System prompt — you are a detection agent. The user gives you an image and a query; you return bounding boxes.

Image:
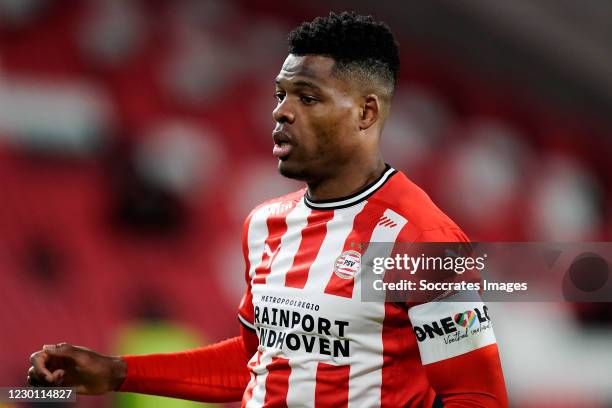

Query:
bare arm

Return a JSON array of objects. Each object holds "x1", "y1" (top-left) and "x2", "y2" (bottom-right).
[{"x1": 28, "y1": 326, "x2": 258, "y2": 402}]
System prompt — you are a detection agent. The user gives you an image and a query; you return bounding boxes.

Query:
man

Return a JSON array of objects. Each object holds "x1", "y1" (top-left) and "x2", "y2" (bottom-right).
[{"x1": 28, "y1": 12, "x2": 508, "y2": 407}]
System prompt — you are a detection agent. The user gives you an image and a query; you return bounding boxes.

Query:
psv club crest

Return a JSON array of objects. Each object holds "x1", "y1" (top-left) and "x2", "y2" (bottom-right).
[{"x1": 334, "y1": 250, "x2": 362, "y2": 280}]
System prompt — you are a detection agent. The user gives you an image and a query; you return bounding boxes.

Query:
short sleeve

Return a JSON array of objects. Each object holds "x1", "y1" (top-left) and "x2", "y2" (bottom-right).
[
  {"x1": 402, "y1": 227, "x2": 496, "y2": 365},
  {"x1": 407, "y1": 291, "x2": 497, "y2": 365}
]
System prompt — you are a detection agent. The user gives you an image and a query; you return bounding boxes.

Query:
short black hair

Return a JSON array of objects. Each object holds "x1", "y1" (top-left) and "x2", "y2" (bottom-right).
[{"x1": 287, "y1": 11, "x2": 400, "y2": 97}]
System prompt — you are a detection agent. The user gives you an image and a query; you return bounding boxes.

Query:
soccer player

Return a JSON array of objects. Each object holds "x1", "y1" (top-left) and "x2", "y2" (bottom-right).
[{"x1": 28, "y1": 12, "x2": 508, "y2": 407}]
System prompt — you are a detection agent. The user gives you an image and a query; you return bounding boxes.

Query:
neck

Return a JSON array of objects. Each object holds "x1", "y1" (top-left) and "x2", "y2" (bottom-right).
[{"x1": 306, "y1": 154, "x2": 386, "y2": 201}]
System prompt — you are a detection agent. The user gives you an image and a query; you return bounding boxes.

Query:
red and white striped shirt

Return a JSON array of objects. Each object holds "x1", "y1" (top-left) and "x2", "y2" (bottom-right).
[{"x1": 238, "y1": 165, "x2": 497, "y2": 407}]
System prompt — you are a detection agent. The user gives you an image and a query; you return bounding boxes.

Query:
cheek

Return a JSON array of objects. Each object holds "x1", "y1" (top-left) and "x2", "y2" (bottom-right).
[
  {"x1": 317, "y1": 107, "x2": 358, "y2": 150},
  {"x1": 298, "y1": 103, "x2": 357, "y2": 161},
  {"x1": 298, "y1": 112, "x2": 333, "y2": 152}
]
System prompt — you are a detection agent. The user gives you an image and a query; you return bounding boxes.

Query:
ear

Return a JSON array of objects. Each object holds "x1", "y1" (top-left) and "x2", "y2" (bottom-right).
[{"x1": 359, "y1": 94, "x2": 380, "y2": 131}]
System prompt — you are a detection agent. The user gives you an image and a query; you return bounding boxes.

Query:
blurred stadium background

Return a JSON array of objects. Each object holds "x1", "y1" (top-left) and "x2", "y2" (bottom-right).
[{"x1": 0, "y1": 0, "x2": 611, "y2": 407}]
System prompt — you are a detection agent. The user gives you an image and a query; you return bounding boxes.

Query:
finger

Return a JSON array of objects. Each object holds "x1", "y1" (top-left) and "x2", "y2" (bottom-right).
[
  {"x1": 28, "y1": 375, "x2": 46, "y2": 387},
  {"x1": 29, "y1": 351, "x2": 53, "y2": 382},
  {"x1": 51, "y1": 369, "x2": 65, "y2": 384},
  {"x1": 28, "y1": 366, "x2": 55, "y2": 386},
  {"x1": 45, "y1": 343, "x2": 92, "y2": 366},
  {"x1": 27, "y1": 367, "x2": 39, "y2": 385},
  {"x1": 28, "y1": 367, "x2": 50, "y2": 387},
  {"x1": 43, "y1": 342, "x2": 71, "y2": 355},
  {"x1": 27, "y1": 375, "x2": 35, "y2": 386},
  {"x1": 29, "y1": 366, "x2": 65, "y2": 387}
]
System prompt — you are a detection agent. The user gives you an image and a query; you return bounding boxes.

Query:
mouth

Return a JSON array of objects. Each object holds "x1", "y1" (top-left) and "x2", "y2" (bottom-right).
[{"x1": 272, "y1": 130, "x2": 294, "y2": 159}]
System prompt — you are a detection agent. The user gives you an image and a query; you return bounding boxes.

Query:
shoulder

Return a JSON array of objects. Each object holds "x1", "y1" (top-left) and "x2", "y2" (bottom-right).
[
  {"x1": 243, "y1": 188, "x2": 306, "y2": 227},
  {"x1": 370, "y1": 171, "x2": 468, "y2": 242}
]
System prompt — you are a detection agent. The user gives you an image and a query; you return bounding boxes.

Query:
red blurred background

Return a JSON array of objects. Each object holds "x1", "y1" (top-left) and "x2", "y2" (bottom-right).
[{"x1": 1, "y1": 1, "x2": 611, "y2": 407}]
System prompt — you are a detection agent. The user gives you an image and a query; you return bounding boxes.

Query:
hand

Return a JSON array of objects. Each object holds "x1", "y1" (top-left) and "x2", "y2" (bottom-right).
[{"x1": 28, "y1": 342, "x2": 127, "y2": 395}]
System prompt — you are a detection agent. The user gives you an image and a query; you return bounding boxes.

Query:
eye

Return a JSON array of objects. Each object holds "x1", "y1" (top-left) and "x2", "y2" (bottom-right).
[
  {"x1": 274, "y1": 91, "x2": 285, "y2": 102},
  {"x1": 300, "y1": 95, "x2": 317, "y2": 105}
]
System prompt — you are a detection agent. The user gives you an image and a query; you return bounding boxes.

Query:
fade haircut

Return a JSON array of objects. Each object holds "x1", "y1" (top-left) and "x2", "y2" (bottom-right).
[{"x1": 287, "y1": 11, "x2": 400, "y2": 100}]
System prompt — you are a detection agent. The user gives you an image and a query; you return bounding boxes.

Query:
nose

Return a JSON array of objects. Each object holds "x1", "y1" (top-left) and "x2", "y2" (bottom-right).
[{"x1": 273, "y1": 99, "x2": 295, "y2": 124}]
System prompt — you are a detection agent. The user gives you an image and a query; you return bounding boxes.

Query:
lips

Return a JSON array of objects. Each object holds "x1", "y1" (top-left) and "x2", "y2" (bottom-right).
[
  {"x1": 272, "y1": 130, "x2": 294, "y2": 159},
  {"x1": 273, "y1": 143, "x2": 293, "y2": 158}
]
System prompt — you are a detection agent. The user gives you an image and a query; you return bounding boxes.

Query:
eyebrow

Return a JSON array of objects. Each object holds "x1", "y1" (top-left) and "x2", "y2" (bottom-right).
[{"x1": 275, "y1": 78, "x2": 322, "y2": 91}]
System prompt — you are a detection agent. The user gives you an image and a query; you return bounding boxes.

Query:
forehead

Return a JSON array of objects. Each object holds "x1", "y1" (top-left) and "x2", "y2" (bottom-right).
[{"x1": 275, "y1": 54, "x2": 343, "y2": 89}]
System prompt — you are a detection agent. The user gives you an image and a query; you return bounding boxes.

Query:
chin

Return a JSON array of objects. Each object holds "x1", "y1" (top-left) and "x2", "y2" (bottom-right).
[{"x1": 278, "y1": 160, "x2": 308, "y2": 181}]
